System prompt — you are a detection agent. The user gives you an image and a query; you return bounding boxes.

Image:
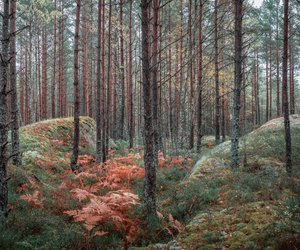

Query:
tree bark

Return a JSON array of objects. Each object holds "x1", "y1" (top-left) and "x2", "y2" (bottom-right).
[
  {"x1": 231, "y1": 0, "x2": 243, "y2": 169},
  {"x1": 141, "y1": 0, "x2": 157, "y2": 217},
  {"x1": 197, "y1": 0, "x2": 203, "y2": 152},
  {"x1": 71, "y1": 0, "x2": 81, "y2": 171},
  {"x1": 0, "y1": 0, "x2": 10, "y2": 218},
  {"x1": 282, "y1": 0, "x2": 292, "y2": 175},
  {"x1": 214, "y1": 0, "x2": 220, "y2": 145},
  {"x1": 10, "y1": 0, "x2": 21, "y2": 167},
  {"x1": 96, "y1": 0, "x2": 102, "y2": 163},
  {"x1": 119, "y1": 0, "x2": 125, "y2": 140},
  {"x1": 52, "y1": 0, "x2": 57, "y2": 118},
  {"x1": 128, "y1": 0, "x2": 134, "y2": 149}
]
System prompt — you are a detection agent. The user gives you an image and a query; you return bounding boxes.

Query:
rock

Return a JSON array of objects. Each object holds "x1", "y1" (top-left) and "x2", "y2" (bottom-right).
[{"x1": 23, "y1": 151, "x2": 43, "y2": 160}]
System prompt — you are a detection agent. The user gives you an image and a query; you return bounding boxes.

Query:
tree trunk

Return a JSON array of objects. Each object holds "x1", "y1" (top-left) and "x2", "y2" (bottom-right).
[
  {"x1": 282, "y1": 0, "x2": 292, "y2": 175},
  {"x1": 128, "y1": 0, "x2": 134, "y2": 148},
  {"x1": 188, "y1": 0, "x2": 194, "y2": 149},
  {"x1": 105, "y1": 0, "x2": 112, "y2": 161},
  {"x1": 0, "y1": 0, "x2": 10, "y2": 218},
  {"x1": 42, "y1": 30, "x2": 48, "y2": 120},
  {"x1": 119, "y1": 0, "x2": 125, "y2": 139},
  {"x1": 141, "y1": 0, "x2": 157, "y2": 217},
  {"x1": 52, "y1": 0, "x2": 57, "y2": 118},
  {"x1": 197, "y1": 0, "x2": 203, "y2": 152},
  {"x1": 231, "y1": 0, "x2": 243, "y2": 169},
  {"x1": 10, "y1": 0, "x2": 21, "y2": 167},
  {"x1": 71, "y1": 0, "x2": 81, "y2": 171},
  {"x1": 214, "y1": 0, "x2": 220, "y2": 145},
  {"x1": 289, "y1": 46, "x2": 295, "y2": 114},
  {"x1": 96, "y1": 0, "x2": 102, "y2": 163}
]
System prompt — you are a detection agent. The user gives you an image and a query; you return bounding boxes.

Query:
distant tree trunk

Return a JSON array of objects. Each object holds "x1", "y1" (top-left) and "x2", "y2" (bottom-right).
[
  {"x1": 82, "y1": 2, "x2": 89, "y2": 116},
  {"x1": 221, "y1": 30, "x2": 226, "y2": 142},
  {"x1": 255, "y1": 51, "x2": 261, "y2": 125},
  {"x1": 104, "y1": 0, "x2": 112, "y2": 161},
  {"x1": 71, "y1": 0, "x2": 81, "y2": 171},
  {"x1": 168, "y1": 8, "x2": 173, "y2": 143},
  {"x1": 0, "y1": 0, "x2": 10, "y2": 218},
  {"x1": 188, "y1": 0, "x2": 194, "y2": 149},
  {"x1": 58, "y1": 1, "x2": 65, "y2": 117},
  {"x1": 10, "y1": 0, "x2": 21, "y2": 167},
  {"x1": 265, "y1": 48, "x2": 269, "y2": 122},
  {"x1": 214, "y1": 0, "x2": 220, "y2": 145},
  {"x1": 101, "y1": 0, "x2": 106, "y2": 162},
  {"x1": 289, "y1": 47, "x2": 295, "y2": 115},
  {"x1": 119, "y1": 0, "x2": 125, "y2": 139},
  {"x1": 20, "y1": 48, "x2": 25, "y2": 124},
  {"x1": 52, "y1": 0, "x2": 57, "y2": 118},
  {"x1": 152, "y1": 0, "x2": 159, "y2": 165},
  {"x1": 276, "y1": 0, "x2": 280, "y2": 117},
  {"x1": 28, "y1": 23, "x2": 33, "y2": 124},
  {"x1": 42, "y1": 30, "x2": 48, "y2": 120},
  {"x1": 141, "y1": 0, "x2": 157, "y2": 217},
  {"x1": 96, "y1": 0, "x2": 102, "y2": 163},
  {"x1": 231, "y1": 0, "x2": 243, "y2": 169},
  {"x1": 196, "y1": 0, "x2": 203, "y2": 152},
  {"x1": 269, "y1": 38, "x2": 272, "y2": 119},
  {"x1": 37, "y1": 34, "x2": 42, "y2": 121},
  {"x1": 282, "y1": 0, "x2": 292, "y2": 175},
  {"x1": 128, "y1": 0, "x2": 134, "y2": 148}
]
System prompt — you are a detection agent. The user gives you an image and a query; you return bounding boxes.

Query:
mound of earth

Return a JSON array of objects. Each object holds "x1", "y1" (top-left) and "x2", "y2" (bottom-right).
[{"x1": 191, "y1": 114, "x2": 300, "y2": 179}]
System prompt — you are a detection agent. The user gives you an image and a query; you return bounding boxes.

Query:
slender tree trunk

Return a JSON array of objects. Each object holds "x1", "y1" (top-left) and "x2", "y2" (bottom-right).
[
  {"x1": 0, "y1": 0, "x2": 10, "y2": 218},
  {"x1": 269, "y1": 38, "x2": 272, "y2": 118},
  {"x1": 28, "y1": 23, "x2": 33, "y2": 123},
  {"x1": 168, "y1": 7, "x2": 173, "y2": 143},
  {"x1": 265, "y1": 48, "x2": 269, "y2": 122},
  {"x1": 231, "y1": 0, "x2": 243, "y2": 169},
  {"x1": 197, "y1": 0, "x2": 203, "y2": 152},
  {"x1": 289, "y1": 47, "x2": 295, "y2": 114},
  {"x1": 42, "y1": 30, "x2": 48, "y2": 120},
  {"x1": 52, "y1": 0, "x2": 57, "y2": 118},
  {"x1": 152, "y1": 0, "x2": 159, "y2": 165},
  {"x1": 214, "y1": 0, "x2": 220, "y2": 144},
  {"x1": 129, "y1": 0, "x2": 134, "y2": 148},
  {"x1": 282, "y1": 0, "x2": 292, "y2": 175},
  {"x1": 71, "y1": 0, "x2": 81, "y2": 171},
  {"x1": 119, "y1": 0, "x2": 125, "y2": 139},
  {"x1": 276, "y1": 0, "x2": 280, "y2": 117},
  {"x1": 221, "y1": 29, "x2": 226, "y2": 142},
  {"x1": 101, "y1": 0, "x2": 106, "y2": 162},
  {"x1": 96, "y1": 0, "x2": 102, "y2": 163},
  {"x1": 10, "y1": 0, "x2": 21, "y2": 167},
  {"x1": 141, "y1": 0, "x2": 157, "y2": 217},
  {"x1": 256, "y1": 51, "x2": 261, "y2": 125},
  {"x1": 188, "y1": 0, "x2": 194, "y2": 149},
  {"x1": 82, "y1": 2, "x2": 89, "y2": 116},
  {"x1": 105, "y1": 0, "x2": 112, "y2": 160}
]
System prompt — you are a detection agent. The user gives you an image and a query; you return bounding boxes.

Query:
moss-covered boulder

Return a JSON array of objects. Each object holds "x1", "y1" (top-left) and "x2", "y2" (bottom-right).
[{"x1": 191, "y1": 115, "x2": 300, "y2": 179}]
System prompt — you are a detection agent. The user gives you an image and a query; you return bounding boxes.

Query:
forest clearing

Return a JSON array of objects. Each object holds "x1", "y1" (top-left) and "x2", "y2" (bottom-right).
[{"x1": 0, "y1": 0, "x2": 299, "y2": 249}]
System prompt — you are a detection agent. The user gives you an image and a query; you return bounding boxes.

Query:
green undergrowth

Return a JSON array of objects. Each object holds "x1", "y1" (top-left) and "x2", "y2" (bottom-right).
[
  {"x1": 2, "y1": 116, "x2": 300, "y2": 249},
  {"x1": 177, "y1": 166, "x2": 300, "y2": 249}
]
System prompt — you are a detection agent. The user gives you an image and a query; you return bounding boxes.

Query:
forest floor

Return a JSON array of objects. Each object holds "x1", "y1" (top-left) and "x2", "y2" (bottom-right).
[{"x1": 0, "y1": 116, "x2": 300, "y2": 250}]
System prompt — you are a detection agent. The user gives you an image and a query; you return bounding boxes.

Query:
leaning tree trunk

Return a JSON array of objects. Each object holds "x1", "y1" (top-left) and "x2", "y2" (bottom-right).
[
  {"x1": 231, "y1": 0, "x2": 243, "y2": 169},
  {"x1": 0, "y1": 0, "x2": 10, "y2": 218},
  {"x1": 71, "y1": 0, "x2": 81, "y2": 171},
  {"x1": 141, "y1": 0, "x2": 157, "y2": 217},
  {"x1": 282, "y1": 0, "x2": 292, "y2": 175}
]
